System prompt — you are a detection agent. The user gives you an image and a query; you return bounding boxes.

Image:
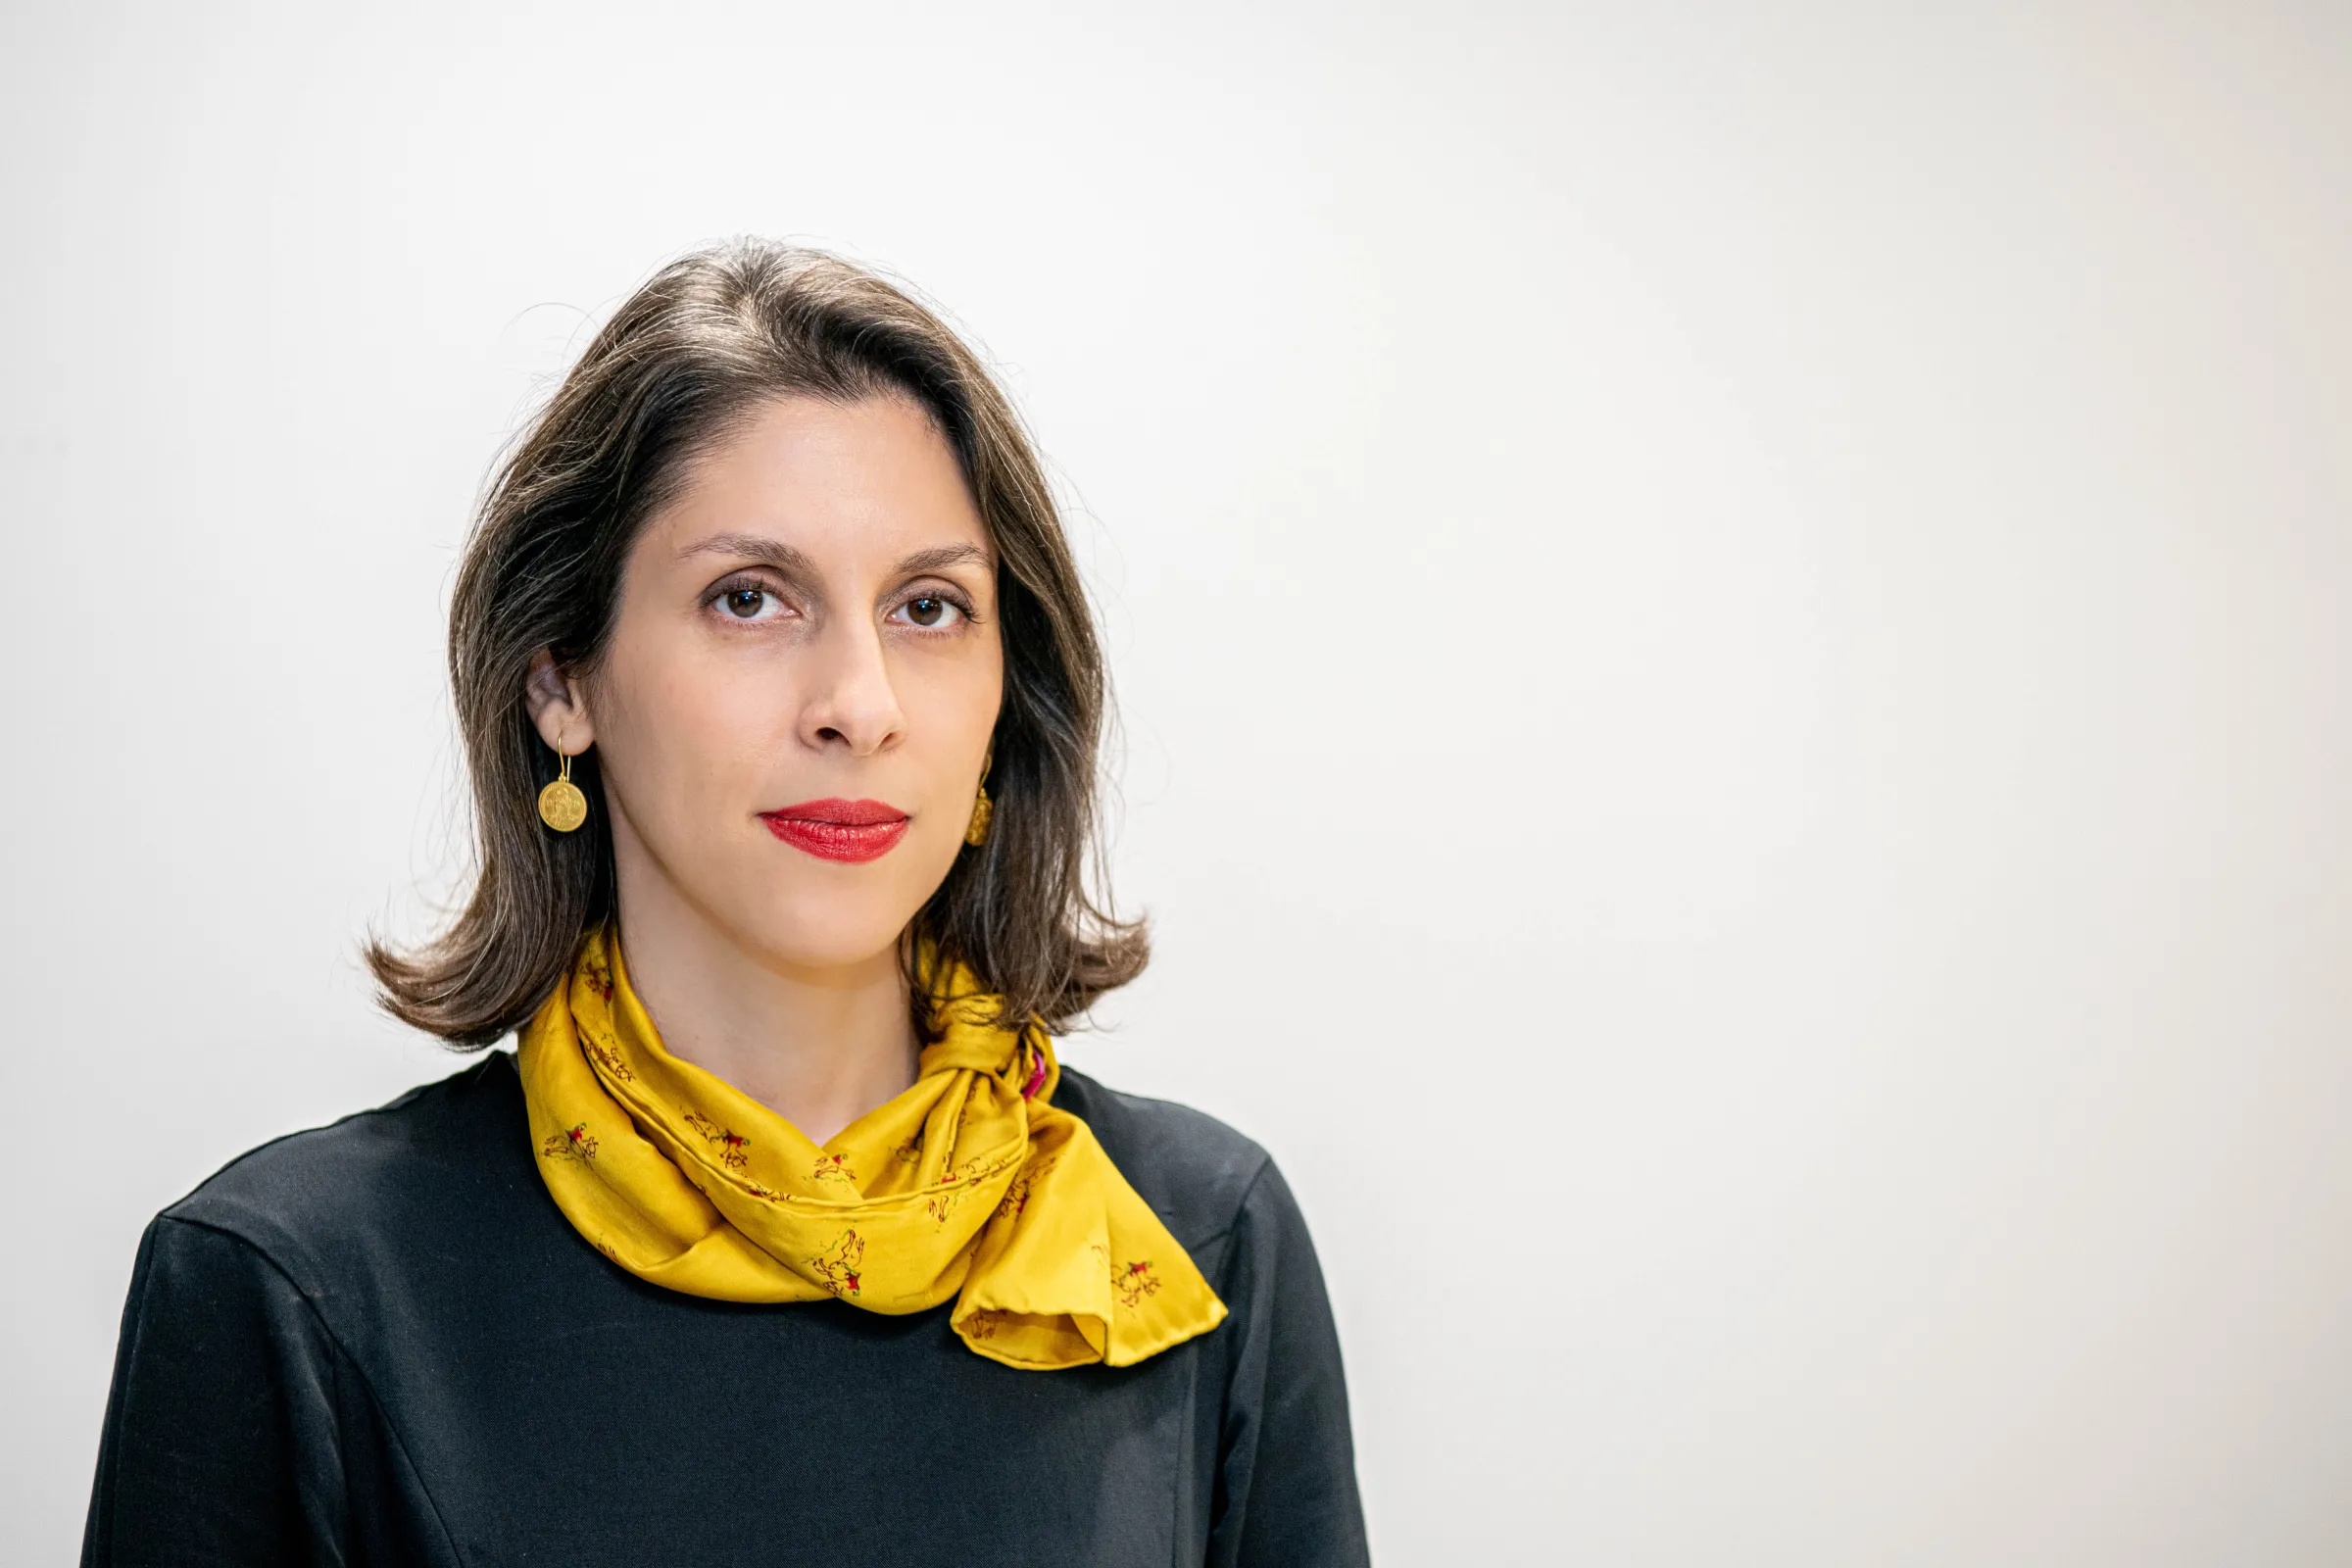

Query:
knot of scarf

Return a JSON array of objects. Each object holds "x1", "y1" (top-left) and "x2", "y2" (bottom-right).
[{"x1": 514, "y1": 921, "x2": 1227, "y2": 1369}]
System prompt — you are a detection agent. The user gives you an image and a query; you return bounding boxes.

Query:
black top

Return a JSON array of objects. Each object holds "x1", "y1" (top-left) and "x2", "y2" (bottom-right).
[{"x1": 80, "y1": 1053, "x2": 1368, "y2": 1567}]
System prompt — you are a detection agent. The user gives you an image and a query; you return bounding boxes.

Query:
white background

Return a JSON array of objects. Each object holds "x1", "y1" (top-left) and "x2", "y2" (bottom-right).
[{"x1": 5, "y1": 2, "x2": 2349, "y2": 1562}]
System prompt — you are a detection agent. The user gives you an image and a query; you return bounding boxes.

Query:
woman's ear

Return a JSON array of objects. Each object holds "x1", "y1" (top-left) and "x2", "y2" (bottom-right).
[{"x1": 524, "y1": 648, "x2": 596, "y2": 753}]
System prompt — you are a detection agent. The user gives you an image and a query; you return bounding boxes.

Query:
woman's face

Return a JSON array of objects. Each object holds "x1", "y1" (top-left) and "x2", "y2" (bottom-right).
[{"x1": 527, "y1": 393, "x2": 1004, "y2": 977}]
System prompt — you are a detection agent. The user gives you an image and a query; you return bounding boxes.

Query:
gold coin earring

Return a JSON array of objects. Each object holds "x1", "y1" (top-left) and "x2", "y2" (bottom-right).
[
  {"x1": 963, "y1": 753, "x2": 994, "y2": 848},
  {"x1": 538, "y1": 746, "x2": 589, "y2": 833}
]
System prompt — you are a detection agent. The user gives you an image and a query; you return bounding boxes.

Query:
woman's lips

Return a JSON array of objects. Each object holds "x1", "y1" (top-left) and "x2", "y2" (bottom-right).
[{"x1": 758, "y1": 799, "x2": 910, "y2": 863}]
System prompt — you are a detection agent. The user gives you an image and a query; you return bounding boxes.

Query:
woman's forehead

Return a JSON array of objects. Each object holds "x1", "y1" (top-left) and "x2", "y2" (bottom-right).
[{"x1": 648, "y1": 394, "x2": 990, "y2": 568}]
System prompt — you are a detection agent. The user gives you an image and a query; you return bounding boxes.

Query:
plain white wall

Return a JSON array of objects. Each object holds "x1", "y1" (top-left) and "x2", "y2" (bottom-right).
[{"x1": 5, "y1": 2, "x2": 2348, "y2": 1561}]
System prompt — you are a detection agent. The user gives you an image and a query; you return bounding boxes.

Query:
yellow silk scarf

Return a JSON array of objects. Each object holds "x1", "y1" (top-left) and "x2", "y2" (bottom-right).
[{"x1": 514, "y1": 921, "x2": 1226, "y2": 1370}]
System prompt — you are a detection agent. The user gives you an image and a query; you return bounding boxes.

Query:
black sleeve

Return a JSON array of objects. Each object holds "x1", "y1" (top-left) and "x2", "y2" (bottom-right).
[
  {"x1": 1207, "y1": 1160, "x2": 1371, "y2": 1568},
  {"x1": 80, "y1": 1215, "x2": 447, "y2": 1568}
]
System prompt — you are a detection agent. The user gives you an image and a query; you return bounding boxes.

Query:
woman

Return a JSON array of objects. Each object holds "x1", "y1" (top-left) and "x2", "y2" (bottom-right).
[{"x1": 80, "y1": 242, "x2": 1368, "y2": 1566}]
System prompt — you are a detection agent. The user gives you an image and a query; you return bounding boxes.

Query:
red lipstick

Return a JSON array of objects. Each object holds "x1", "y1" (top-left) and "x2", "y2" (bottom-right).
[{"x1": 759, "y1": 799, "x2": 910, "y2": 863}]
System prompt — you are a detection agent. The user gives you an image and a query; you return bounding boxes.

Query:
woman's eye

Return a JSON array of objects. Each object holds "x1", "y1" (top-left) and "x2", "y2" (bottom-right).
[
  {"x1": 719, "y1": 587, "x2": 783, "y2": 620},
  {"x1": 895, "y1": 595, "x2": 964, "y2": 629}
]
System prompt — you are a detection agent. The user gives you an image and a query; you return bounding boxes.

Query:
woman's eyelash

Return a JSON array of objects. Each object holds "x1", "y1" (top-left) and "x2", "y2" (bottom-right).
[
  {"x1": 706, "y1": 577, "x2": 793, "y2": 618},
  {"x1": 896, "y1": 586, "x2": 978, "y2": 619}
]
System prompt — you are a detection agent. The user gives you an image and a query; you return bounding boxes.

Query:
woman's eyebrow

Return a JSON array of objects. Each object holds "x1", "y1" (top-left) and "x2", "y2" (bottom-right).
[
  {"x1": 892, "y1": 543, "x2": 993, "y2": 576},
  {"x1": 672, "y1": 531, "x2": 819, "y2": 574}
]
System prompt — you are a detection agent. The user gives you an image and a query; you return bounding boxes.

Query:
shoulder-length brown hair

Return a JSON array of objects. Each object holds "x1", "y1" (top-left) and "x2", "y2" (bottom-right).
[{"x1": 365, "y1": 239, "x2": 1146, "y2": 1048}]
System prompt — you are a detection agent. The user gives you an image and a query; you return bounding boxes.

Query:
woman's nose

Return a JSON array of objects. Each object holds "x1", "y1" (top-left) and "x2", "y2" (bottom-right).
[{"x1": 798, "y1": 619, "x2": 906, "y2": 757}]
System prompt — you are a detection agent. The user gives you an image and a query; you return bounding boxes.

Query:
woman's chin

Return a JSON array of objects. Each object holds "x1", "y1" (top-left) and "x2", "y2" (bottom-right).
[{"x1": 723, "y1": 900, "x2": 915, "y2": 978}]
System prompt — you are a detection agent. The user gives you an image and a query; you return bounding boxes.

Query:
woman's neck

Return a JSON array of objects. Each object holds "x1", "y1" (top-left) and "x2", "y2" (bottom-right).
[{"x1": 605, "y1": 886, "x2": 921, "y2": 1148}]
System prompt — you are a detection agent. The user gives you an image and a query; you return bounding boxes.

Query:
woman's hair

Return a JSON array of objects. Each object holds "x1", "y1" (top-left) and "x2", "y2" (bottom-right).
[{"x1": 365, "y1": 239, "x2": 1146, "y2": 1048}]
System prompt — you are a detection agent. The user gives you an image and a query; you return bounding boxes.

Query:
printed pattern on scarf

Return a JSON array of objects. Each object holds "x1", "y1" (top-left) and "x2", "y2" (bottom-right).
[
  {"x1": 542, "y1": 1122, "x2": 599, "y2": 1163},
  {"x1": 582, "y1": 1031, "x2": 635, "y2": 1083},
  {"x1": 580, "y1": 956, "x2": 615, "y2": 1002},
  {"x1": 923, "y1": 1154, "x2": 1012, "y2": 1226},
  {"x1": 1112, "y1": 1259, "x2": 1161, "y2": 1309},
  {"x1": 811, "y1": 1230, "x2": 865, "y2": 1298},
  {"x1": 996, "y1": 1155, "x2": 1056, "y2": 1220},
  {"x1": 684, "y1": 1112, "x2": 751, "y2": 1170}
]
